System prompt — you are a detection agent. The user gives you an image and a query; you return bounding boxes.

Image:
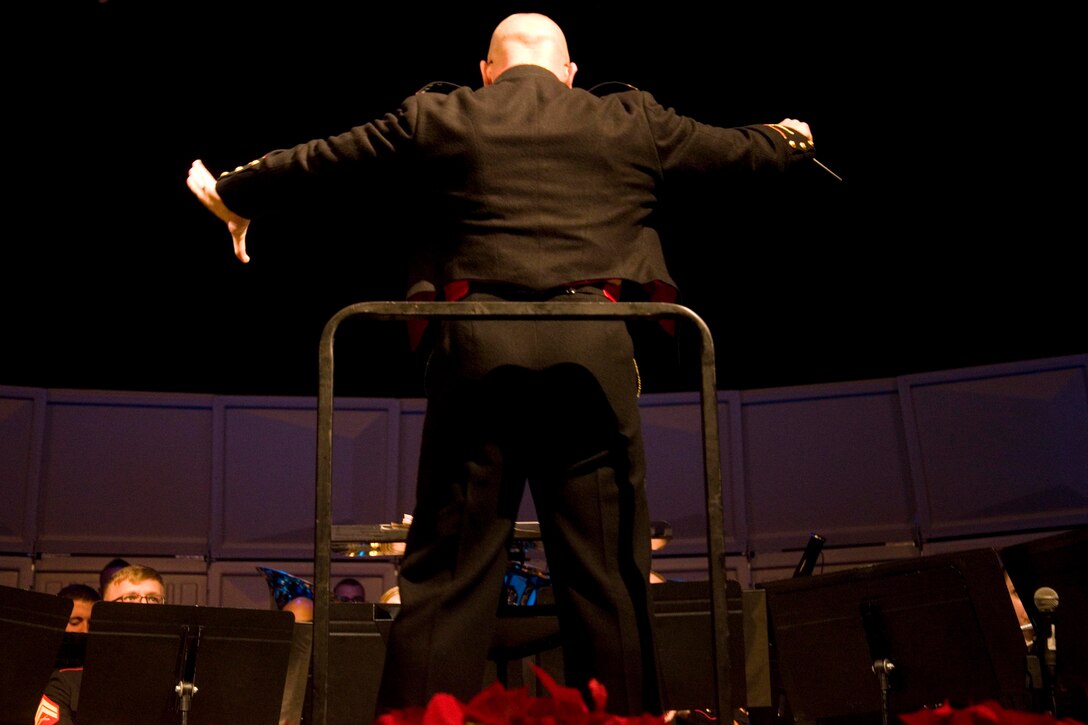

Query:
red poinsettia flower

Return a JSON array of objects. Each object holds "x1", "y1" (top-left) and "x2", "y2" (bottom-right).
[{"x1": 374, "y1": 664, "x2": 666, "y2": 725}]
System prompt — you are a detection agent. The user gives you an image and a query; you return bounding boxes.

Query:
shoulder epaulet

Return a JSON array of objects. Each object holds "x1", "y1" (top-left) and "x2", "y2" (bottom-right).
[{"x1": 415, "y1": 81, "x2": 463, "y2": 95}]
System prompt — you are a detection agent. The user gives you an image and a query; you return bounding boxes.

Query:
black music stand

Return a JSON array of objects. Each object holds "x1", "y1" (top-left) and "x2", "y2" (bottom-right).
[
  {"x1": 0, "y1": 585, "x2": 71, "y2": 725},
  {"x1": 652, "y1": 579, "x2": 769, "y2": 714},
  {"x1": 322, "y1": 602, "x2": 396, "y2": 723},
  {"x1": 760, "y1": 548, "x2": 1030, "y2": 725},
  {"x1": 322, "y1": 598, "x2": 565, "y2": 720},
  {"x1": 76, "y1": 602, "x2": 295, "y2": 725}
]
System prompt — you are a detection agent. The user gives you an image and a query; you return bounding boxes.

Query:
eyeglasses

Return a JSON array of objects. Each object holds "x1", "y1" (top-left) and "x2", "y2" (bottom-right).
[{"x1": 112, "y1": 593, "x2": 166, "y2": 605}]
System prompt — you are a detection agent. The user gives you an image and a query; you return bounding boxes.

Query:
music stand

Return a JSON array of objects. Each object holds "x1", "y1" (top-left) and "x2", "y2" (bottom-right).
[
  {"x1": 760, "y1": 548, "x2": 1030, "y2": 725},
  {"x1": 652, "y1": 579, "x2": 762, "y2": 714},
  {"x1": 77, "y1": 602, "x2": 295, "y2": 725},
  {"x1": 0, "y1": 585, "x2": 71, "y2": 725},
  {"x1": 322, "y1": 602, "x2": 396, "y2": 723}
]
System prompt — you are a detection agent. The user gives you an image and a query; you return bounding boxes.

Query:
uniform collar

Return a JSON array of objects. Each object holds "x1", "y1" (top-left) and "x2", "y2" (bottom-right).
[{"x1": 492, "y1": 64, "x2": 565, "y2": 85}]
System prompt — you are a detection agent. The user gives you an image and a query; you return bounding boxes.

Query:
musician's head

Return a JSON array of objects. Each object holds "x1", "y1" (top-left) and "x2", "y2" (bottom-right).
[
  {"x1": 103, "y1": 564, "x2": 166, "y2": 605},
  {"x1": 333, "y1": 577, "x2": 367, "y2": 603},
  {"x1": 57, "y1": 583, "x2": 101, "y2": 633},
  {"x1": 284, "y1": 596, "x2": 314, "y2": 622},
  {"x1": 480, "y1": 13, "x2": 577, "y2": 88}
]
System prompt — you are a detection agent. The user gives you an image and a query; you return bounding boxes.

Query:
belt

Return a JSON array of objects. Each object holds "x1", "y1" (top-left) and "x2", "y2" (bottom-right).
[
  {"x1": 408, "y1": 279, "x2": 626, "y2": 350},
  {"x1": 444, "y1": 279, "x2": 620, "y2": 302}
]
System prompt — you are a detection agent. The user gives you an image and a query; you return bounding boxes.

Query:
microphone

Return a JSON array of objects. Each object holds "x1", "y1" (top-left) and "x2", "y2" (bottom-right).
[
  {"x1": 1034, "y1": 586, "x2": 1059, "y2": 614},
  {"x1": 1033, "y1": 587, "x2": 1059, "y2": 713},
  {"x1": 1033, "y1": 586, "x2": 1059, "y2": 661}
]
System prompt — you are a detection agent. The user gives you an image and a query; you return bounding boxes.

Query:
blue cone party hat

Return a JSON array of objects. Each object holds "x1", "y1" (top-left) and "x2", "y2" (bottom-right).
[{"x1": 257, "y1": 566, "x2": 315, "y2": 610}]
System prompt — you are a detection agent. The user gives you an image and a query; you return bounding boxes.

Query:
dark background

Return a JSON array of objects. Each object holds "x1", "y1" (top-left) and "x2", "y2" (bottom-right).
[{"x1": 4, "y1": 1, "x2": 1081, "y2": 398}]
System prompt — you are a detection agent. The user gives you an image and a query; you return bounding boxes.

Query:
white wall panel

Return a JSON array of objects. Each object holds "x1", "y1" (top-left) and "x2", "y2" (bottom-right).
[
  {"x1": 37, "y1": 390, "x2": 214, "y2": 556},
  {"x1": 394, "y1": 400, "x2": 426, "y2": 522},
  {"x1": 741, "y1": 379, "x2": 915, "y2": 553},
  {"x1": 215, "y1": 397, "x2": 399, "y2": 558},
  {"x1": 0, "y1": 387, "x2": 43, "y2": 553},
  {"x1": 0, "y1": 556, "x2": 34, "y2": 590},
  {"x1": 641, "y1": 392, "x2": 742, "y2": 555},
  {"x1": 902, "y1": 354, "x2": 1088, "y2": 540}
]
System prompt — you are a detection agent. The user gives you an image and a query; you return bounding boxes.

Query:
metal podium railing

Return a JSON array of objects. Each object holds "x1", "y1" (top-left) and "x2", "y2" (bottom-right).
[{"x1": 312, "y1": 300, "x2": 731, "y2": 723}]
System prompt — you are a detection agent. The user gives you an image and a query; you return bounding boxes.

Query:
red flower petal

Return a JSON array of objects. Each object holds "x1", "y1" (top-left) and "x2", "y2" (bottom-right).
[
  {"x1": 587, "y1": 680, "x2": 608, "y2": 712},
  {"x1": 463, "y1": 681, "x2": 534, "y2": 724},
  {"x1": 375, "y1": 706, "x2": 426, "y2": 725},
  {"x1": 423, "y1": 693, "x2": 465, "y2": 725},
  {"x1": 375, "y1": 666, "x2": 669, "y2": 725},
  {"x1": 531, "y1": 663, "x2": 591, "y2": 720}
]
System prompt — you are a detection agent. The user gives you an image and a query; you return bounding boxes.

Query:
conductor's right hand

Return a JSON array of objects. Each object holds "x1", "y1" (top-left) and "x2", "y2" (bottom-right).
[
  {"x1": 187, "y1": 159, "x2": 253, "y2": 263},
  {"x1": 777, "y1": 118, "x2": 813, "y2": 143}
]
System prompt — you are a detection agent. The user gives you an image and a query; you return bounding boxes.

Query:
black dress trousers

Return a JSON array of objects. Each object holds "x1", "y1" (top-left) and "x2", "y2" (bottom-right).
[{"x1": 376, "y1": 286, "x2": 661, "y2": 716}]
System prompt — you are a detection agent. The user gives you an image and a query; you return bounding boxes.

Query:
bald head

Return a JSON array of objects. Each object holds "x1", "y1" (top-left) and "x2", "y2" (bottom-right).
[{"x1": 480, "y1": 13, "x2": 577, "y2": 88}]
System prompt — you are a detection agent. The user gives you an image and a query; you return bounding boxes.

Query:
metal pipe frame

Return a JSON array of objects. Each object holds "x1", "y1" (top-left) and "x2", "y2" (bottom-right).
[{"x1": 313, "y1": 300, "x2": 728, "y2": 723}]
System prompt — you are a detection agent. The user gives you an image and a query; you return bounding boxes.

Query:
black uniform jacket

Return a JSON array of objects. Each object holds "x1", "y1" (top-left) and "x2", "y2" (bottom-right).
[{"x1": 216, "y1": 64, "x2": 814, "y2": 300}]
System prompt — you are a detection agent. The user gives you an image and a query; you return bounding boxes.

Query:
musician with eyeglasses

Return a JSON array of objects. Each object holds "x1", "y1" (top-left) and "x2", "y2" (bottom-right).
[
  {"x1": 333, "y1": 578, "x2": 367, "y2": 604},
  {"x1": 35, "y1": 565, "x2": 167, "y2": 725}
]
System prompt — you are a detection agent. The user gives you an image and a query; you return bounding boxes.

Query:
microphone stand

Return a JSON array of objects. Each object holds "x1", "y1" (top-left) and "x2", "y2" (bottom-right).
[
  {"x1": 1040, "y1": 622, "x2": 1058, "y2": 717},
  {"x1": 872, "y1": 658, "x2": 896, "y2": 725},
  {"x1": 861, "y1": 602, "x2": 896, "y2": 725},
  {"x1": 1023, "y1": 623, "x2": 1047, "y2": 712},
  {"x1": 174, "y1": 624, "x2": 203, "y2": 725}
]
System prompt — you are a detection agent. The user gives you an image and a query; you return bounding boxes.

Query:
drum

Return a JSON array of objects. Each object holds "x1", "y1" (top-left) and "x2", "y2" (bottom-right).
[{"x1": 503, "y1": 561, "x2": 551, "y2": 606}]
